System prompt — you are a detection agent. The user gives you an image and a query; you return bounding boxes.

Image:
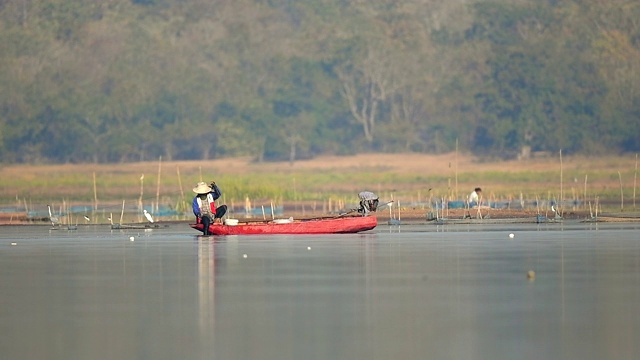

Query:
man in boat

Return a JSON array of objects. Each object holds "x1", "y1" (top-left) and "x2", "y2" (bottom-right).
[
  {"x1": 192, "y1": 181, "x2": 227, "y2": 235},
  {"x1": 357, "y1": 191, "x2": 379, "y2": 215}
]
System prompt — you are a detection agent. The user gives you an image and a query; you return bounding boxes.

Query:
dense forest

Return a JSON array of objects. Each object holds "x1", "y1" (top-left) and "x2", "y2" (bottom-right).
[{"x1": 1, "y1": 0, "x2": 639, "y2": 164}]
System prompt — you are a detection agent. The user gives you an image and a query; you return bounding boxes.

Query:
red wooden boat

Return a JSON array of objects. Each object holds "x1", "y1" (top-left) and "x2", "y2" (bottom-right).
[{"x1": 190, "y1": 215, "x2": 377, "y2": 235}]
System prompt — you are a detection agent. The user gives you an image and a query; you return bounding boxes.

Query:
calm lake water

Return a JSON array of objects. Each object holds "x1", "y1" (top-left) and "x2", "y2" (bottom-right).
[{"x1": 1, "y1": 222, "x2": 639, "y2": 360}]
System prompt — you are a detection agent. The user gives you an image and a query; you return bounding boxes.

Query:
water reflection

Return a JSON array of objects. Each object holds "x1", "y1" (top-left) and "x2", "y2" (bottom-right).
[
  {"x1": 199, "y1": 226, "x2": 640, "y2": 360},
  {"x1": 197, "y1": 238, "x2": 215, "y2": 341}
]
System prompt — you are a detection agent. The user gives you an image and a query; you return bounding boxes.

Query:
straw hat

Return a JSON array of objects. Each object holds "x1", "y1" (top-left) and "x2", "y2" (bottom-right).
[{"x1": 193, "y1": 181, "x2": 212, "y2": 194}]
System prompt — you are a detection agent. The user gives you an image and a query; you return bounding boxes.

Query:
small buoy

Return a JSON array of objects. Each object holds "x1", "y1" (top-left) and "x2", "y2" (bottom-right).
[
  {"x1": 129, "y1": 236, "x2": 135, "y2": 241},
  {"x1": 11, "y1": 242, "x2": 17, "y2": 246},
  {"x1": 509, "y1": 233, "x2": 515, "y2": 239},
  {"x1": 527, "y1": 270, "x2": 536, "y2": 279},
  {"x1": 243, "y1": 254, "x2": 248, "y2": 258}
]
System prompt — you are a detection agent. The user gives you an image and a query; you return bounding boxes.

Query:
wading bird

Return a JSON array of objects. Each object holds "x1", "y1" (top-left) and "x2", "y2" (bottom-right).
[
  {"x1": 143, "y1": 209, "x2": 154, "y2": 223},
  {"x1": 47, "y1": 204, "x2": 60, "y2": 228}
]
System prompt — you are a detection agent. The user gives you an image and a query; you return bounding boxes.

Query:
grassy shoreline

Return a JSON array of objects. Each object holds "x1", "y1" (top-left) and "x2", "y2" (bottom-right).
[{"x1": 1, "y1": 153, "x2": 638, "y2": 223}]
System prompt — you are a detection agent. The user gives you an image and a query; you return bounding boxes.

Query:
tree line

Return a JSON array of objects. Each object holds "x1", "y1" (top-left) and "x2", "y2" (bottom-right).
[{"x1": 1, "y1": 0, "x2": 639, "y2": 164}]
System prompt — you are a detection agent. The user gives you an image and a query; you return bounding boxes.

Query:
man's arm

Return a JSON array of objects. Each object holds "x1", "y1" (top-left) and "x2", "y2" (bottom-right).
[
  {"x1": 192, "y1": 197, "x2": 201, "y2": 217},
  {"x1": 210, "y1": 182, "x2": 222, "y2": 200}
]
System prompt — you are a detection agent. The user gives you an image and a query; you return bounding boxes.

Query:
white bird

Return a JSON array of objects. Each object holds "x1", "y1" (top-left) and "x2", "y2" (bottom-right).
[
  {"x1": 47, "y1": 204, "x2": 59, "y2": 227},
  {"x1": 143, "y1": 209, "x2": 154, "y2": 223},
  {"x1": 83, "y1": 215, "x2": 91, "y2": 222}
]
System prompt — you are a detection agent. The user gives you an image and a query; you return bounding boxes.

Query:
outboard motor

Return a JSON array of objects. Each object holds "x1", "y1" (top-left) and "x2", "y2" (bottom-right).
[{"x1": 358, "y1": 191, "x2": 379, "y2": 215}]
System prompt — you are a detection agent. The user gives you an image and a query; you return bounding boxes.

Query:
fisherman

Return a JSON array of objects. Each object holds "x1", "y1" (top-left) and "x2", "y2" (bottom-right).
[
  {"x1": 357, "y1": 191, "x2": 379, "y2": 215},
  {"x1": 192, "y1": 181, "x2": 228, "y2": 235},
  {"x1": 468, "y1": 187, "x2": 482, "y2": 208}
]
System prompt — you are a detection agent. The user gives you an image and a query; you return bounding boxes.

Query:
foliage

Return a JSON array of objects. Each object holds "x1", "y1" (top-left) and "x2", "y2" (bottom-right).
[{"x1": 0, "y1": 0, "x2": 639, "y2": 164}]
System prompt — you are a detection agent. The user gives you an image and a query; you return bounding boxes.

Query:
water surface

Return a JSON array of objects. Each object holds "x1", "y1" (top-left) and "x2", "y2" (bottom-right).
[{"x1": 1, "y1": 222, "x2": 639, "y2": 359}]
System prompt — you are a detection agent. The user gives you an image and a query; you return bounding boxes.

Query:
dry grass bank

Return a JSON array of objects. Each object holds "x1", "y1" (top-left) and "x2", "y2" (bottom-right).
[{"x1": 1, "y1": 153, "x2": 638, "y2": 216}]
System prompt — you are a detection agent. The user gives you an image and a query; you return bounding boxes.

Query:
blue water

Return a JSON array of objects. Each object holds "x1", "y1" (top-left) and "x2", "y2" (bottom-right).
[{"x1": 1, "y1": 222, "x2": 639, "y2": 360}]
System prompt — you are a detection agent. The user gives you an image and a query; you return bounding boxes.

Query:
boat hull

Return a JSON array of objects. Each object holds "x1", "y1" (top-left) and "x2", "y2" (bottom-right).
[{"x1": 190, "y1": 216, "x2": 377, "y2": 235}]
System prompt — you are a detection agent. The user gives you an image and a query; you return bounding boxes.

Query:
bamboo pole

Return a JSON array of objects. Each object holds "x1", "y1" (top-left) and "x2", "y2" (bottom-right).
[
  {"x1": 156, "y1": 156, "x2": 162, "y2": 214},
  {"x1": 293, "y1": 177, "x2": 297, "y2": 214},
  {"x1": 584, "y1": 175, "x2": 588, "y2": 210},
  {"x1": 120, "y1": 200, "x2": 125, "y2": 224},
  {"x1": 176, "y1": 166, "x2": 185, "y2": 212},
  {"x1": 245, "y1": 196, "x2": 252, "y2": 217},
  {"x1": 455, "y1": 138, "x2": 458, "y2": 199},
  {"x1": 93, "y1": 172, "x2": 98, "y2": 211},
  {"x1": 618, "y1": 171, "x2": 624, "y2": 211},
  {"x1": 63, "y1": 199, "x2": 67, "y2": 225},
  {"x1": 634, "y1": 154, "x2": 637, "y2": 209},
  {"x1": 139, "y1": 174, "x2": 144, "y2": 211},
  {"x1": 559, "y1": 149, "x2": 563, "y2": 216}
]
